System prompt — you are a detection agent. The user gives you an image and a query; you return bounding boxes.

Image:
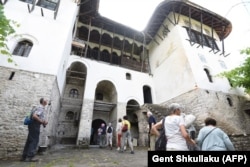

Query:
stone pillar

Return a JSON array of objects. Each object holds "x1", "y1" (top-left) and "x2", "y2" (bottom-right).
[{"x1": 77, "y1": 99, "x2": 94, "y2": 144}]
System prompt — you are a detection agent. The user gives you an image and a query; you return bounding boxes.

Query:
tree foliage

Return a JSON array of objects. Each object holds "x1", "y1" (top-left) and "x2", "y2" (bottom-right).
[
  {"x1": 219, "y1": 47, "x2": 250, "y2": 93},
  {"x1": 0, "y1": 4, "x2": 18, "y2": 63}
]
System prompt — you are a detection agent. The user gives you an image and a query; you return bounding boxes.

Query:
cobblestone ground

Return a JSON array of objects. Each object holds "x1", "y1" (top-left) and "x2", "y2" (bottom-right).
[{"x1": 0, "y1": 146, "x2": 148, "y2": 167}]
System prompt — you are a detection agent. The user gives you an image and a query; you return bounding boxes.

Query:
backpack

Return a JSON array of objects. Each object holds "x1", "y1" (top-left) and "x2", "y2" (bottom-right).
[
  {"x1": 155, "y1": 118, "x2": 167, "y2": 151},
  {"x1": 23, "y1": 107, "x2": 36, "y2": 125},
  {"x1": 107, "y1": 126, "x2": 113, "y2": 133}
]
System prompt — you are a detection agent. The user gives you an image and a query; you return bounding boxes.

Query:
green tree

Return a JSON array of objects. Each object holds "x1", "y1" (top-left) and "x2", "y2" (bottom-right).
[
  {"x1": 0, "y1": 4, "x2": 18, "y2": 63},
  {"x1": 219, "y1": 47, "x2": 250, "y2": 93}
]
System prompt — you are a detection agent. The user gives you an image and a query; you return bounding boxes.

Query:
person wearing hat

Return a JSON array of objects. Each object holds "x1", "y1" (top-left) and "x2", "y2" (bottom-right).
[{"x1": 151, "y1": 103, "x2": 195, "y2": 150}]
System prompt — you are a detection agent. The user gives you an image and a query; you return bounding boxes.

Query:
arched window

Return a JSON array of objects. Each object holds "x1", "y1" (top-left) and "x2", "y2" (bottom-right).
[
  {"x1": 13, "y1": 40, "x2": 33, "y2": 57},
  {"x1": 100, "y1": 50, "x2": 110, "y2": 63},
  {"x1": 69, "y1": 88, "x2": 79, "y2": 98},
  {"x1": 204, "y1": 68, "x2": 213, "y2": 83},
  {"x1": 65, "y1": 111, "x2": 74, "y2": 120}
]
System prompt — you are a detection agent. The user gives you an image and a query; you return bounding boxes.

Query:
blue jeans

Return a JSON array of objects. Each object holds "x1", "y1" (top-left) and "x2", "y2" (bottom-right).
[{"x1": 22, "y1": 121, "x2": 40, "y2": 159}]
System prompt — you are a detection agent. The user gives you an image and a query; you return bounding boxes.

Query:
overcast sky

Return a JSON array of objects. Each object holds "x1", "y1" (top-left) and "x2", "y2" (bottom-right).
[{"x1": 99, "y1": 0, "x2": 250, "y2": 68}]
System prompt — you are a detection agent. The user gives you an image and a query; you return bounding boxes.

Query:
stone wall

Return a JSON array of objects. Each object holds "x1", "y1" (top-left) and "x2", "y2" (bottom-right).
[
  {"x1": 0, "y1": 67, "x2": 59, "y2": 159},
  {"x1": 230, "y1": 134, "x2": 250, "y2": 151},
  {"x1": 137, "y1": 88, "x2": 250, "y2": 150},
  {"x1": 161, "y1": 88, "x2": 250, "y2": 135}
]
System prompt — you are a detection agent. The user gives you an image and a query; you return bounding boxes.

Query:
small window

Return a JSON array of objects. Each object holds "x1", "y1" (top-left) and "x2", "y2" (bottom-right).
[
  {"x1": 12, "y1": 40, "x2": 33, "y2": 57},
  {"x1": 65, "y1": 111, "x2": 74, "y2": 120},
  {"x1": 204, "y1": 68, "x2": 213, "y2": 83},
  {"x1": 69, "y1": 88, "x2": 79, "y2": 98},
  {"x1": 126, "y1": 73, "x2": 131, "y2": 80}
]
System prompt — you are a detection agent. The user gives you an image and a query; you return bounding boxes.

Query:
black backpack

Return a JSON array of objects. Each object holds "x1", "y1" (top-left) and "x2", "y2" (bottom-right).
[
  {"x1": 155, "y1": 118, "x2": 167, "y2": 151},
  {"x1": 107, "y1": 126, "x2": 113, "y2": 133}
]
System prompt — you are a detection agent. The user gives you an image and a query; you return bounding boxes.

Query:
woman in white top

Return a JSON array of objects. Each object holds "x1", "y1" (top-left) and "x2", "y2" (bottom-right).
[
  {"x1": 151, "y1": 103, "x2": 195, "y2": 150},
  {"x1": 116, "y1": 118, "x2": 123, "y2": 150}
]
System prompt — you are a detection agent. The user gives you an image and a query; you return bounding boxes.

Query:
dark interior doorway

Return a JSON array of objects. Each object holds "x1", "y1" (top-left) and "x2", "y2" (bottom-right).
[{"x1": 90, "y1": 119, "x2": 106, "y2": 145}]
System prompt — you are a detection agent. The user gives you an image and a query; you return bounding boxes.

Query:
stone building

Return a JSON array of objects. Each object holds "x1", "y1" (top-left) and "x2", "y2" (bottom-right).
[{"x1": 0, "y1": 0, "x2": 250, "y2": 159}]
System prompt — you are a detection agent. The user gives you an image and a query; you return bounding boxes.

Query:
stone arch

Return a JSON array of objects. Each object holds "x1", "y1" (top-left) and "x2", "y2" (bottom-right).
[
  {"x1": 57, "y1": 61, "x2": 87, "y2": 145},
  {"x1": 92, "y1": 80, "x2": 117, "y2": 144}
]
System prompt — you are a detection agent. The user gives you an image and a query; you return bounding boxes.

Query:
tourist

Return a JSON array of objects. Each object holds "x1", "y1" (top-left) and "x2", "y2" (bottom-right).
[
  {"x1": 196, "y1": 117, "x2": 235, "y2": 151},
  {"x1": 106, "y1": 122, "x2": 113, "y2": 150},
  {"x1": 21, "y1": 98, "x2": 48, "y2": 162},
  {"x1": 151, "y1": 103, "x2": 195, "y2": 150},
  {"x1": 99, "y1": 123, "x2": 106, "y2": 148},
  {"x1": 120, "y1": 115, "x2": 134, "y2": 154},
  {"x1": 116, "y1": 118, "x2": 122, "y2": 151},
  {"x1": 147, "y1": 111, "x2": 156, "y2": 151}
]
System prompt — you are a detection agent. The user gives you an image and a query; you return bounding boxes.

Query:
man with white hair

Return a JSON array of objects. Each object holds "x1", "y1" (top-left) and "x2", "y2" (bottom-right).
[
  {"x1": 151, "y1": 103, "x2": 195, "y2": 150},
  {"x1": 147, "y1": 111, "x2": 156, "y2": 151}
]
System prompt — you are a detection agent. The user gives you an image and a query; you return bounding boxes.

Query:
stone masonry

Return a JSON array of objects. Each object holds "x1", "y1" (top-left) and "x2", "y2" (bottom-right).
[{"x1": 0, "y1": 67, "x2": 60, "y2": 159}]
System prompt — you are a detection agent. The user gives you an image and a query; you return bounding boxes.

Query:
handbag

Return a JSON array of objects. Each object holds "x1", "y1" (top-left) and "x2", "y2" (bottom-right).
[
  {"x1": 155, "y1": 118, "x2": 167, "y2": 151},
  {"x1": 122, "y1": 123, "x2": 128, "y2": 132}
]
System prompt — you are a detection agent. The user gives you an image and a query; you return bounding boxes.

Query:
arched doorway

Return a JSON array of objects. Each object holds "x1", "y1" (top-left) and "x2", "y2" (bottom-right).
[{"x1": 90, "y1": 119, "x2": 106, "y2": 145}]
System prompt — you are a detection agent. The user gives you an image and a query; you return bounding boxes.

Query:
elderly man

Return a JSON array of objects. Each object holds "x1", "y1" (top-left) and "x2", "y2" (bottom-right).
[{"x1": 21, "y1": 98, "x2": 48, "y2": 162}]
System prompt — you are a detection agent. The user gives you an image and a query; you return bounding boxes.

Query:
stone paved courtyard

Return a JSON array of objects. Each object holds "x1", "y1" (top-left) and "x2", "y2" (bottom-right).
[{"x1": 0, "y1": 146, "x2": 148, "y2": 167}]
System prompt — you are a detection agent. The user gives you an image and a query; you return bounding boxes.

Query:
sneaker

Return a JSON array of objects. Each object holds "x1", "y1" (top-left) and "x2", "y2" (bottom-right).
[
  {"x1": 119, "y1": 150, "x2": 124, "y2": 153},
  {"x1": 124, "y1": 146, "x2": 126, "y2": 150},
  {"x1": 117, "y1": 147, "x2": 120, "y2": 151},
  {"x1": 130, "y1": 151, "x2": 134, "y2": 154}
]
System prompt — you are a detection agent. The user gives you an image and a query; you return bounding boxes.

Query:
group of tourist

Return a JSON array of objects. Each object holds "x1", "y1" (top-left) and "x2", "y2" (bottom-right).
[
  {"x1": 97, "y1": 115, "x2": 135, "y2": 154},
  {"x1": 20, "y1": 98, "x2": 235, "y2": 163},
  {"x1": 149, "y1": 103, "x2": 235, "y2": 151}
]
